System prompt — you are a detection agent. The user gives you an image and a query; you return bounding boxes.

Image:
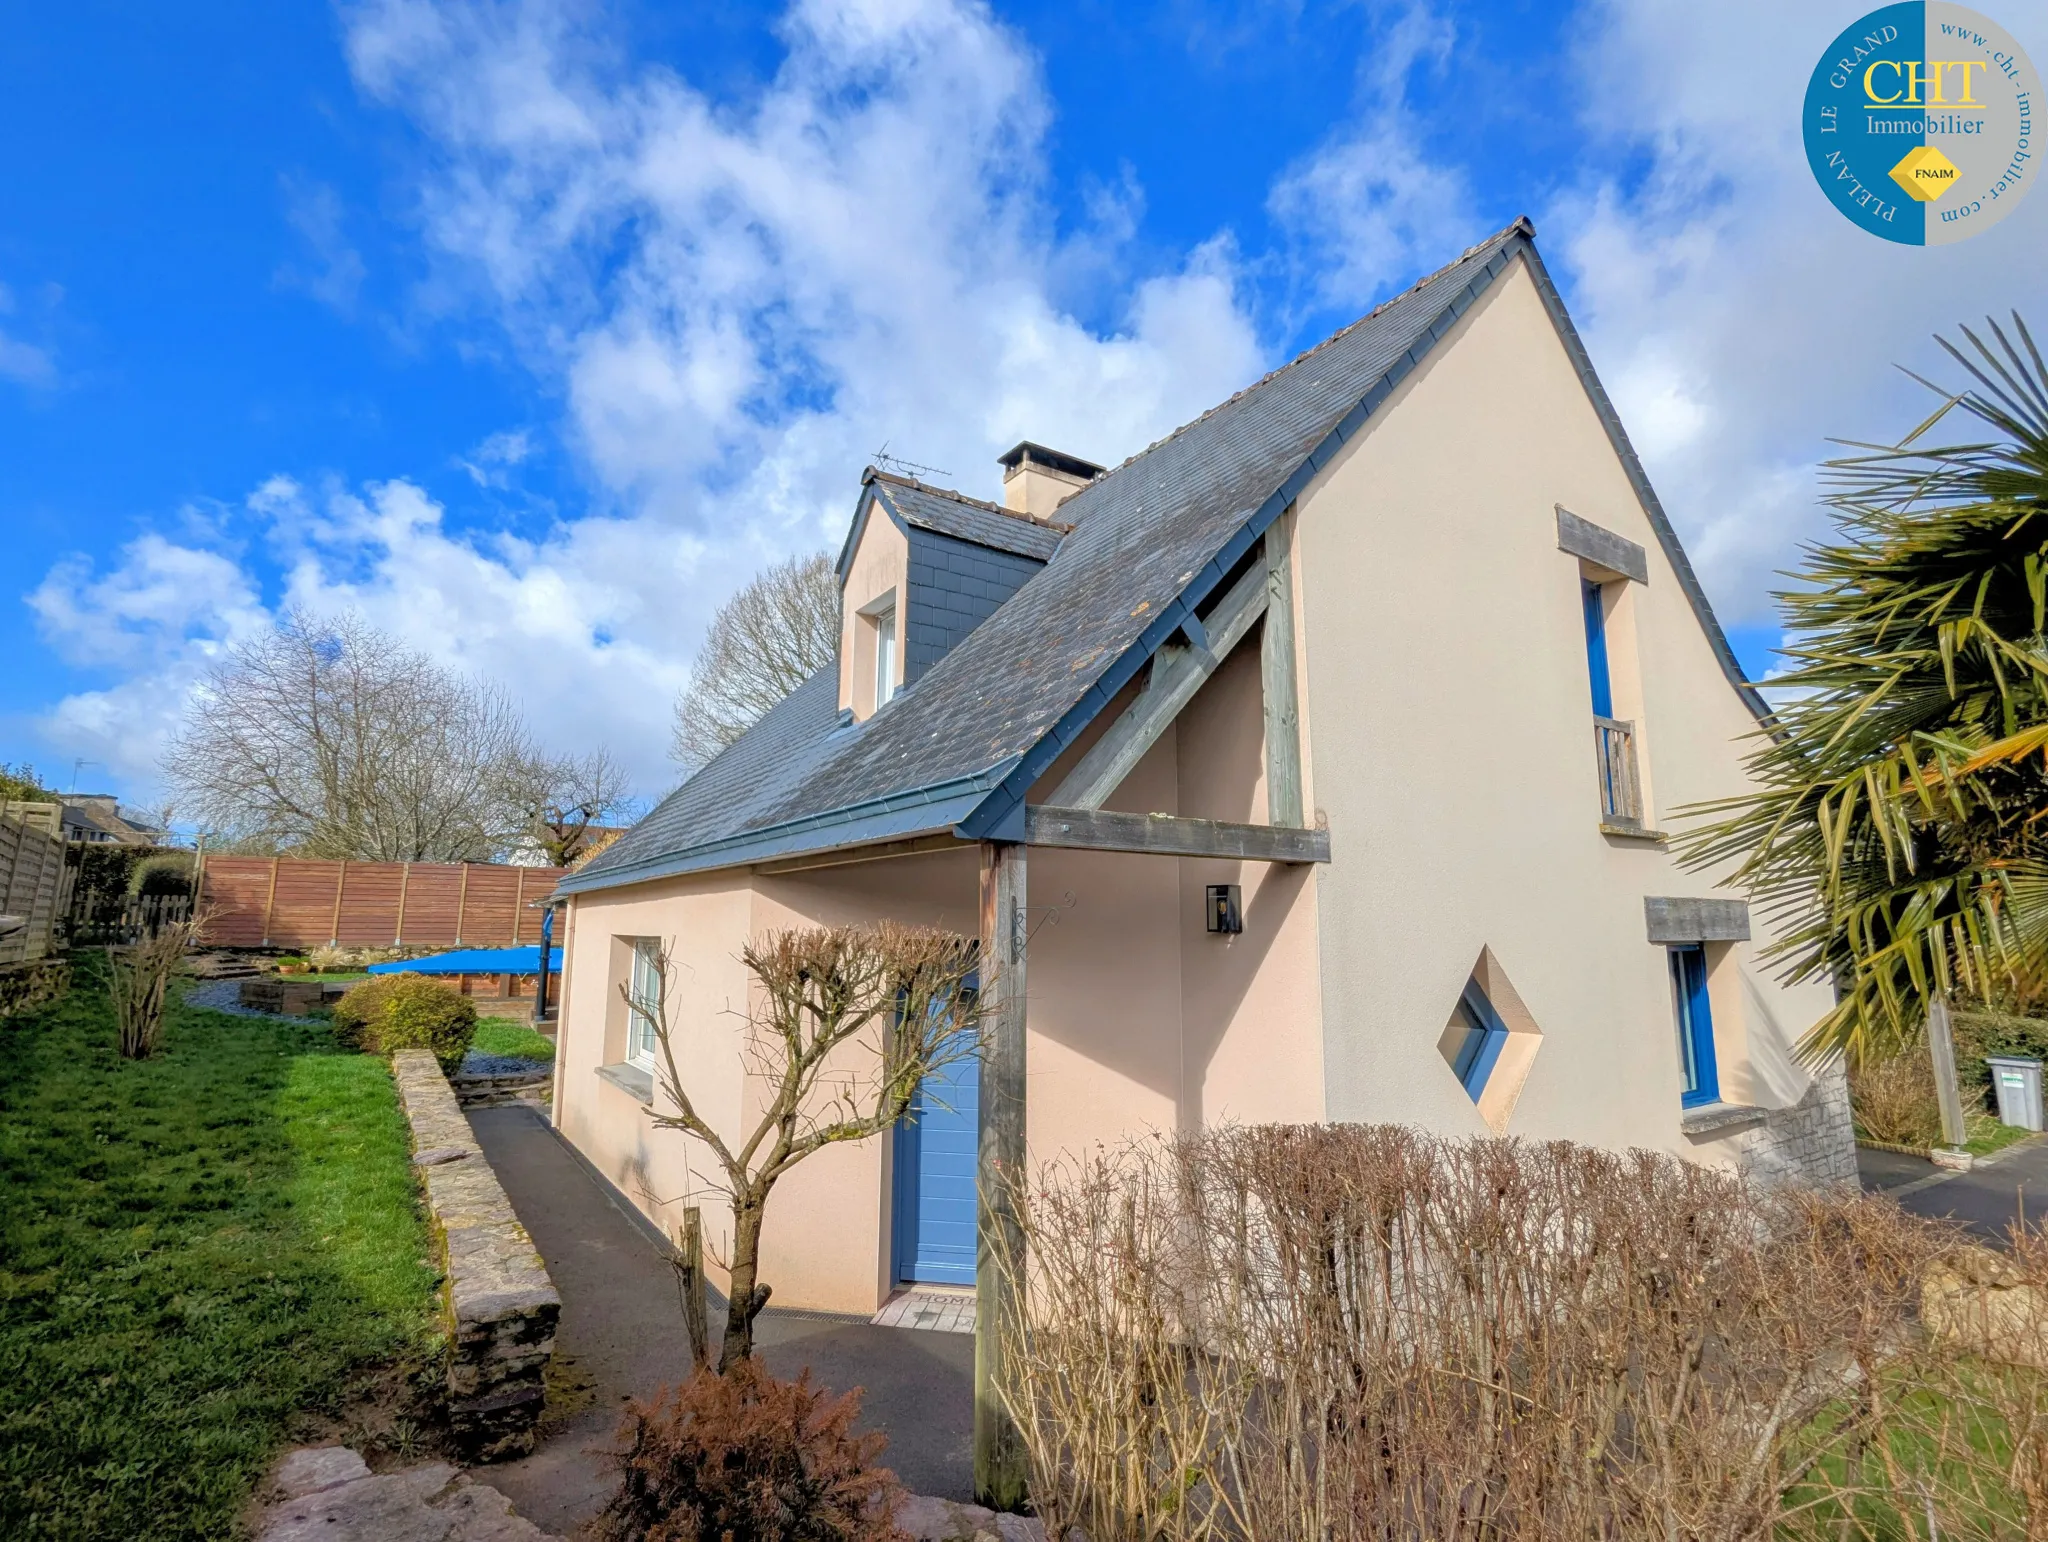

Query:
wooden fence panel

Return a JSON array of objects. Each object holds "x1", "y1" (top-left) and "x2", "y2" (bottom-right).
[
  {"x1": 0, "y1": 805, "x2": 67, "y2": 965},
  {"x1": 195, "y1": 856, "x2": 565, "y2": 950},
  {"x1": 269, "y1": 860, "x2": 344, "y2": 948},
  {"x1": 198, "y1": 857, "x2": 275, "y2": 946},
  {"x1": 335, "y1": 862, "x2": 404, "y2": 946}
]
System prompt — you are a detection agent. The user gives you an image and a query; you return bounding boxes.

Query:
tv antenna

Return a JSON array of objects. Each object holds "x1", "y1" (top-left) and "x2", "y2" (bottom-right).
[{"x1": 871, "y1": 442, "x2": 950, "y2": 481}]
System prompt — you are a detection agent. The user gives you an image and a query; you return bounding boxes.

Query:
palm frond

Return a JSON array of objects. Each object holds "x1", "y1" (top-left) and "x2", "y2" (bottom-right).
[{"x1": 1676, "y1": 315, "x2": 2048, "y2": 1066}]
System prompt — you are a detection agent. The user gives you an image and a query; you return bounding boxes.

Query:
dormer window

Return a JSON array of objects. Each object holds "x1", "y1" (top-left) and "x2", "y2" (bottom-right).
[
  {"x1": 852, "y1": 589, "x2": 899, "y2": 717},
  {"x1": 873, "y1": 602, "x2": 897, "y2": 707}
]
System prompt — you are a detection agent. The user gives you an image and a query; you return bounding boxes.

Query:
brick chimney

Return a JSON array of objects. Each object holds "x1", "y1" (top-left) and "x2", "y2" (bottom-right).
[{"x1": 998, "y1": 441, "x2": 1104, "y2": 518}]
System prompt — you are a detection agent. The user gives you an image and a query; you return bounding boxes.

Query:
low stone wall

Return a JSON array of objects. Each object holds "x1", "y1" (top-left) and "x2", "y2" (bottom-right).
[{"x1": 390, "y1": 1047, "x2": 561, "y2": 1460}]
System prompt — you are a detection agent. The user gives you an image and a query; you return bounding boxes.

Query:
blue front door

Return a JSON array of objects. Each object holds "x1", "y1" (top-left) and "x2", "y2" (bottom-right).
[{"x1": 892, "y1": 1048, "x2": 979, "y2": 1285}]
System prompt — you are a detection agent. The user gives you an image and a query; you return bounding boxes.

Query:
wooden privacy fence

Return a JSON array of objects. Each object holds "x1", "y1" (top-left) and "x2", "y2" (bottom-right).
[
  {"x1": 0, "y1": 803, "x2": 73, "y2": 966},
  {"x1": 197, "y1": 857, "x2": 566, "y2": 950}
]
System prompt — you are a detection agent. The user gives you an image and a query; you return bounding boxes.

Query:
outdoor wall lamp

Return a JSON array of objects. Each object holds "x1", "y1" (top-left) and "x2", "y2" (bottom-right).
[{"x1": 1206, "y1": 884, "x2": 1242, "y2": 935}]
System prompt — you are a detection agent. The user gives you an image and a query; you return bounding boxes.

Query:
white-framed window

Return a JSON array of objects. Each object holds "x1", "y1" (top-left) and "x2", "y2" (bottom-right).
[
  {"x1": 874, "y1": 604, "x2": 898, "y2": 707},
  {"x1": 627, "y1": 938, "x2": 663, "y2": 1068}
]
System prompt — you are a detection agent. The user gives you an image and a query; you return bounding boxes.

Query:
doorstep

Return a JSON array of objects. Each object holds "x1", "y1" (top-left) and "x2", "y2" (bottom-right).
[{"x1": 873, "y1": 1286, "x2": 976, "y2": 1335}]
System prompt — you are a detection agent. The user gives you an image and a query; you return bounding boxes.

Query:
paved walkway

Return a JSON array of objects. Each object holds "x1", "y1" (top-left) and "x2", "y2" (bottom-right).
[
  {"x1": 1858, "y1": 1136, "x2": 2048, "y2": 1241},
  {"x1": 466, "y1": 1103, "x2": 974, "y2": 1537}
]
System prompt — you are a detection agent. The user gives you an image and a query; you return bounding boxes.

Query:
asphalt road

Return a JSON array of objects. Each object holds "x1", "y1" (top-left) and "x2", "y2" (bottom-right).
[
  {"x1": 465, "y1": 1102, "x2": 974, "y2": 1537},
  {"x1": 1859, "y1": 1135, "x2": 2048, "y2": 1241}
]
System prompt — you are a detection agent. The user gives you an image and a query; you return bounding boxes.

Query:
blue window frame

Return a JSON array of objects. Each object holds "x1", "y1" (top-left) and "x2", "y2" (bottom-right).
[
  {"x1": 1449, "y1": 978, "x2": 1510, "y2": 1102},
  {"x1": 1582, "y1": 579, "x2": 1614, "y2": 717},
  {"x1": 1669, "y1": 945, "x2": 1720, "y2": 1108}
]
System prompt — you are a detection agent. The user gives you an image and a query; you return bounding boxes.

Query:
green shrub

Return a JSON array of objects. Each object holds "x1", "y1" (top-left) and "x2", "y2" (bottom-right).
[
  {"x1": 1953, "y1": 1008, "x2": 2048, "y2": 1109},
  {"x1": 375, "y1": 978, "x2": 477, "y2": 1073},
  {"x1": 128, "y1": 852, "x2": 195, "y2": 898},
  {"x1": 331, "y1": 976, "x2": 406, "y2": 1052}
]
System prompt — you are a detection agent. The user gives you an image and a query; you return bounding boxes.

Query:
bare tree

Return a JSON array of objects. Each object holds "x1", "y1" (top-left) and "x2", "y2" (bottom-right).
[
  {"x1": 164, "y1": 610, "x2": 538, "y2": 861},
  {"x1": 671, "y1": 553, "x2": 839, "y2": 771},
  {"x1": 629, "y1": 923, "x2": 982, "y2": 1369},
  {"x1": 502, "y1": 748, "x2": 633, "y2": 866},
  {"x1": 108, "y1": 914, "x2": 202, "y2": 1059}
]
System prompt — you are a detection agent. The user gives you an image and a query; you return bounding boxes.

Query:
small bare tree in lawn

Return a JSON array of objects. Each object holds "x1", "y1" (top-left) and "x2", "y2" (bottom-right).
[
  {"x1": 627, "y1": 923, "x2": 982, "y2": 1370},
  {"x1": 109, "y1": 914, "x2": 203, "y2": 1059}
]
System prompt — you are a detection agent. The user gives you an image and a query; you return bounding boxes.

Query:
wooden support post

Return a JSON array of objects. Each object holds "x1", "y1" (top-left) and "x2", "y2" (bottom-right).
[
  {"x1": 679, "y1": 1206, "x2": 711, "y2": 1374},
  {"x1": 1928, "y1": 994, "x2": 1969, "y2": 1151},
  {"x1": 975, "y1": 840, "x2": 1028, "y2": 1512},
  {"x1": 1262, "y1": 509, "x2": 1304, "y2": 828},
  {"x1": 261, "y1": 855, "x2": 280, "y2": 948},
  {"x1": 394, "y1": 862, "x2": 411, "y2": 946},
  {"x1": 512, "y1": 867, "x2": 526, "y2": 942},
  {"x1": 329, "y1": 860, "x2": 347, "y2": 948},
  {"x1": 455, "y1": 862, "x2": 471, "y2": 945}
]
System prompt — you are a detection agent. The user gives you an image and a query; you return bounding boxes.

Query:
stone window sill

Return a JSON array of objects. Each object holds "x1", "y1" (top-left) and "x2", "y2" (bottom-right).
[
  {"x1": 1682, "y1": 1101, "x2": 1766, "y2": 1136},
  {"x1": 1600, "y1": 822, "x2": 1669, "y2": 843},
  {"x1": 596, "y1": 1062, "x2": 655, "y2": 1106}
]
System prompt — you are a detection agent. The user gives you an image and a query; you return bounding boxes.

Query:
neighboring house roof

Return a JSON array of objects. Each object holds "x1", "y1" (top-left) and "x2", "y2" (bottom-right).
[{"x1": 565, "y1": 217, "x2": 1760, "y2": 897}]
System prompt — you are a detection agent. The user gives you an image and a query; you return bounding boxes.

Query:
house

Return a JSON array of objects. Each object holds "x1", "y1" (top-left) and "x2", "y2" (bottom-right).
[
  {"x1": 58, "y1": 795, "x2": 163, "y2": 846},
  {"x1": 545, "y1": 218, "x2": 1856, "y2": 1318}
]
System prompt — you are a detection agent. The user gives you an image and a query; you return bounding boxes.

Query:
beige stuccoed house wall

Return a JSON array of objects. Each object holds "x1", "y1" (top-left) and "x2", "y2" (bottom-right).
[
  {"x1": 1292, "y1": 256, "x2": 1838, "y2": 1168},
  {"x1": 839, "y1": 509, "x2": 908, "y2": 718},
  {"x1": 548, "y1": 609, "x2": 1325, "y2": 1316}
]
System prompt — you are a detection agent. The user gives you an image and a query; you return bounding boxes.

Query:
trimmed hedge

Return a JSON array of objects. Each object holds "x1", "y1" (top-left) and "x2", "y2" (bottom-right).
[
  {"x1": 331, "y1": 975, "x2": 476, "y2": 1071},
  {"x1": 1954, "y1": 1008, "x2": 2048, "y2": 1108}
]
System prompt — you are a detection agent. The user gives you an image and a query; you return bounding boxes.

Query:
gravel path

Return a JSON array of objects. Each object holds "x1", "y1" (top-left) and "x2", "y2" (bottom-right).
[{"x1": 180, "y1": 977, "x2": 297, "y2": 1020}]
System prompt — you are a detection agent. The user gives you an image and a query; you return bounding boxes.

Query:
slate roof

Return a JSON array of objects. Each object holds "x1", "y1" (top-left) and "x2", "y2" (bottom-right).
[
  {"x1": 563, "y1": 216, "x2": 1759, "y2": 896},
  {"x1": 869, "y1": 473, "x2": 1068, "y2": 563}
]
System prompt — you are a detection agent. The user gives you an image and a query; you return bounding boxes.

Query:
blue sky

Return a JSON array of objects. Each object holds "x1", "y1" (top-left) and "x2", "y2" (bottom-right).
[{"x1": 4, "y1": 0, "x2": 2045, "y2": 809}]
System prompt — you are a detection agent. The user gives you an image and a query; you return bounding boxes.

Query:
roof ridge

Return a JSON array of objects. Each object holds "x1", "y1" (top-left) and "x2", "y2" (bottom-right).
[
  {"x1": 864, "y1": 467, "x2": 1075, "y2": 534},
  {"x1": 1074, "y1": 215, "x2": 1536, "y2": 494}
]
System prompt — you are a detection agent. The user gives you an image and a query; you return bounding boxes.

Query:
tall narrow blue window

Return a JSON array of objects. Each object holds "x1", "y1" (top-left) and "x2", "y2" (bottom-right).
[
  {"x1": 1449, "y1": 979, "x2": 1510, "y2": 1102},
  {"x1": 1669, "y1": 945, "x2": 1719, "y2": 1108},
  {"x1": 1582, "y1": 579, "x2": 1613, "y2": 717}
]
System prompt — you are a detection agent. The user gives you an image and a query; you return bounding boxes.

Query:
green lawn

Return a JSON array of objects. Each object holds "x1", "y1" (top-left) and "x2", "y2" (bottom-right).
[
  {"x1": 471, "y1": 1018, "x2": 555, "y2": 1063},
  {"x1": 0, "y1": 960, "x2": 439, "y2": 1541}
]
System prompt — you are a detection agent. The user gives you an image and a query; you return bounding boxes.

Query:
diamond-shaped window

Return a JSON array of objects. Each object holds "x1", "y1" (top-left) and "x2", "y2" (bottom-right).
[{"x1": 1435, "y1": 947, "x2": 1542, "y2": 1134}]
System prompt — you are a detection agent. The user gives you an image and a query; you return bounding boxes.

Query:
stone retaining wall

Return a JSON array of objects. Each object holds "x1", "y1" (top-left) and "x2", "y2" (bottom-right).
[
  {"x1": 390, "y1": 1047, "x2": 560, "y2": 1460},
  {"x1": 1732, "y1": 1063, "x2": 1860, "y2": 1188}
]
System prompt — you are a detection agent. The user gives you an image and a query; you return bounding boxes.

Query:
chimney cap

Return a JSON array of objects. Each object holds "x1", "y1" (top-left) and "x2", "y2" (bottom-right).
[{"x1": 997, "y1": 441, "x2": 1105, "y2": 483}]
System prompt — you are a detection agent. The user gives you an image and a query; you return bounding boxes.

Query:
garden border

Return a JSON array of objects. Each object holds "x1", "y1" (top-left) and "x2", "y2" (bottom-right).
[{"x1": 389, "y1": 1047, "x2": 560, "y2": 1461}]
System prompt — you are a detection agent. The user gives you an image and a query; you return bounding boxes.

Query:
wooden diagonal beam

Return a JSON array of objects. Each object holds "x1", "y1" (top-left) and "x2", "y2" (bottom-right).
[
  {"x1": 1024, "y1": 805, "x2": 1330, "y2": 863},
  {"x1": 1047, "y1": 561, "x2": 1270, "y2": 809}
]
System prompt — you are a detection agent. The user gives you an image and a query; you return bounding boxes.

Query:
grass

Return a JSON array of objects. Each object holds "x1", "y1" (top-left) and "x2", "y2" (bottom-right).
[
  {"x1": 0, "y1": 959, "x2": 439, "y2": 1541},
  {"x1": 1965, "y1": 1111, "x2": 2037, "y2": 1158},
  {"x1": 470, "y1": 1018, "x2": 555, "y2": 1063}
]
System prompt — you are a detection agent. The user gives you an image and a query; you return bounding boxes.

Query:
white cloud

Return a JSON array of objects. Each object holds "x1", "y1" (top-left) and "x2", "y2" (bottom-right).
[
  {"x1": 1550, "y1": 0, "x2": 2048, "y2": 627},
  {"x1": 1267, "y1": 1, "x2": 1477, "y2": 312},
  {"x1": 29, "y1": 0, "x2": 1278, "y2": 802},
  {"x1": 0, "y1": 279, "x2": 55, "y2": 387},
  {"x1": 275, "y1": 175, "x2": 369, "y2": 313},
  {"x1": 457, "y1": 427, "x2": 534, "y2": 486}
]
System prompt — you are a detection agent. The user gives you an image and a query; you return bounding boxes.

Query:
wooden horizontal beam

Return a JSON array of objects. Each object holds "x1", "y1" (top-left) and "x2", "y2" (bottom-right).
[
  {"x1": 753, "y1": 833, "x2": 966, "y2": 876},
  {"x1": 1024, "y1": 805, "x2": 1330, "y2": 863}
]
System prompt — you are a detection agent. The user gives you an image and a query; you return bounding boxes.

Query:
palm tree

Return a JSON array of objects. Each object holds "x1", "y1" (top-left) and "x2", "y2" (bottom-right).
[{"x1": 1682, "y1": 315, "x2": 2048, "y2": 1067}]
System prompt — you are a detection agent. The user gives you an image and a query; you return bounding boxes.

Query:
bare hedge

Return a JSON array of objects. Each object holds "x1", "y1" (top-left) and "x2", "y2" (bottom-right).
[{"x1": 999, "y1": 1125, "x2": 2048, "y2": 1541}]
